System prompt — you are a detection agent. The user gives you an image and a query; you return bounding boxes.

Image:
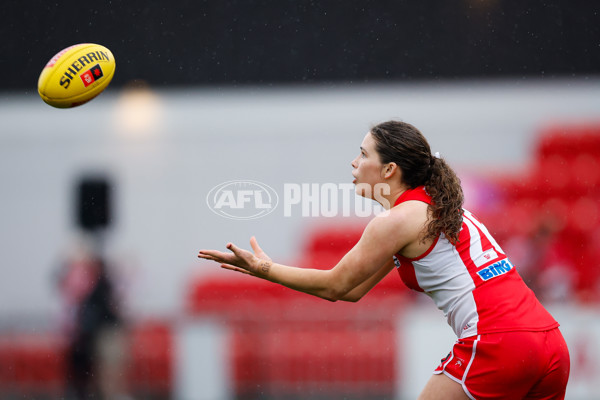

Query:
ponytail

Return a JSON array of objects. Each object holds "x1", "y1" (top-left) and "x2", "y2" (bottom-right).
[{"x1": 424, "y1": 156, "x2": 464, "y2": 244}]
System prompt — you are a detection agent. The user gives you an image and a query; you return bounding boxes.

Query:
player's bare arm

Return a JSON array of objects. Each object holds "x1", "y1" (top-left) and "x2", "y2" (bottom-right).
[{"x1": 198, "y1": 200, "x2": 426, "y2": 301}]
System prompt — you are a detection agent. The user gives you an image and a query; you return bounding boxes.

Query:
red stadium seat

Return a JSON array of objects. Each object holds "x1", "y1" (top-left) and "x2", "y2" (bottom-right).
[
  {"x1": 570, "y1": 153, "x2": 600, "y2": 194},
  {"x1": 128, "y1": 321, "x2": 173, "y2": 395},
  {"x1": 532, "y1": 155, "x2": 571, "y2": 197},
  {"x1": 0, "y1": 333, "x2": 66, "y2": 397},
  {"x1": 569, "y1": 196, "x2": 599, "y2": 233},
  {"x1": 302, "y1": 224, "x2": 365, "y2": 255}
]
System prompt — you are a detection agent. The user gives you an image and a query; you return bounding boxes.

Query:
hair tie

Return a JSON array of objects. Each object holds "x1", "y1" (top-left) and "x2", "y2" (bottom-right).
[
  {"x1": 428, "y1": 152, "x2": 437, "y2": 167},
  {"x1": 434, "y1": 152, "x2": 441, "y2": 159}
]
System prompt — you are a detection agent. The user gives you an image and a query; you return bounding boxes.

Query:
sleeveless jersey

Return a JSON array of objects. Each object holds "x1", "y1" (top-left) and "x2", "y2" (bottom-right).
[{"x1": 393, "y1": 186, "x2": 558, "y2": 338}]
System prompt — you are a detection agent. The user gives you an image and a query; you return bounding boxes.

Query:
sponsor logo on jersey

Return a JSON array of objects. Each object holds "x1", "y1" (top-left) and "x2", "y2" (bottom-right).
[{"x1": 477, "y1": 258, "x2": 513, "y2": 281}]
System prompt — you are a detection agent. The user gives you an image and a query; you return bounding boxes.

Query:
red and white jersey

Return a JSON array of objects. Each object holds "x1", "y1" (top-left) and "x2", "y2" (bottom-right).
[{"x1": 393, "y1": 187, "x2": 558, "y2": 338}]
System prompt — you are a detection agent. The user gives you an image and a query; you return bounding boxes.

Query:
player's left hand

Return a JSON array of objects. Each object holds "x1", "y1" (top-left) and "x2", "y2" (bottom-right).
[{"x1": 198, "y1": 236, "x2": 271, "y2": 277}]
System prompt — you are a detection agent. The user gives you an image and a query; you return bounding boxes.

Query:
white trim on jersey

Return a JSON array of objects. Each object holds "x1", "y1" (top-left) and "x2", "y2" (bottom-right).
[{"x1": 463, "y1": 209, "x2": 505, "y2": 256}]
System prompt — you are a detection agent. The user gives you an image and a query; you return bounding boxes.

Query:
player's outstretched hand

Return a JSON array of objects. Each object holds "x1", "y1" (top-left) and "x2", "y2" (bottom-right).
[
  {"x1": 198, "y1": 236, "x2": 272, "y2": 277},
  {"x1": 248, "y1": 236, "x2": 271, "y2": 262}
]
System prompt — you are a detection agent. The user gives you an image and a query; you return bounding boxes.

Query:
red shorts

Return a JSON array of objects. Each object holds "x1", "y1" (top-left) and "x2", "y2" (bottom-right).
[{"x1": 434, "y1": 328, "x2": 570, "y2": 400}]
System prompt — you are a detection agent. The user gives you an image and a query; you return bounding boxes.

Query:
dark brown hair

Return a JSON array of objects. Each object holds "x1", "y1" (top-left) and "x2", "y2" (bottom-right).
[{"x1": 370, "y1": 121, "x2": 464, "y2": 244}]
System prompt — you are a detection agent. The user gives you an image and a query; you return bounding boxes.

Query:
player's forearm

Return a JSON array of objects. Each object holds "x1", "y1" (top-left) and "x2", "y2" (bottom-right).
[
  {"x1": 255, "y1": 259, "x2": 347, "y2": 302},
  {"x1": 336, "y1": 260, "x2": 394, "y2": 302}
]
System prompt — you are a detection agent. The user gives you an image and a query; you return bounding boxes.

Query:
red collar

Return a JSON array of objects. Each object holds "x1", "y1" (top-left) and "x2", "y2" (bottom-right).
[{"x1": 393, "y1": 186, "x2": 432, "y2": 207}]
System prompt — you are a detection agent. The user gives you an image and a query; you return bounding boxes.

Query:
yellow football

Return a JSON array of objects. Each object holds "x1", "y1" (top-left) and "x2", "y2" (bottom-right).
[{"x1": 38, "y1": 43, "x2": 116, "y2": 108}]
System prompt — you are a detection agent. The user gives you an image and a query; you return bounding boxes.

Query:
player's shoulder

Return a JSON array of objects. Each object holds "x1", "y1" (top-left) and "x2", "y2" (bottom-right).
[
  {"x1": 391, "y1": 199, "x2": 430, "y2": 224},
  {"x1": 365, "y1": 200, "x2": 428, "y2": 240}
]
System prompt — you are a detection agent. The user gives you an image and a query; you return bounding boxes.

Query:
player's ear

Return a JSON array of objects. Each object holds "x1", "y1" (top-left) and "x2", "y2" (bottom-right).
[{"x1": 382, "y1": 162, "x2": 398, "y2": 179}]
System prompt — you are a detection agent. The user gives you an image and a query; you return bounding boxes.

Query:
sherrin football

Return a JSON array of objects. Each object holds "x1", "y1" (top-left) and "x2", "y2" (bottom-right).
[{"x1": 38, "y1": 43, "x2": 116, "y2": 108}]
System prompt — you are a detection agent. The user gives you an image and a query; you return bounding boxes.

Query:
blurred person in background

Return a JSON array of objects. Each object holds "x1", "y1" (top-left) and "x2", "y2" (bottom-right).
[
  {"x1": 199, "y1": 120, "x2": 570, "y2": 399},
  {"x1": 503, "y1": 214, "x2": 577, "y2": 303},
  {"x1": 58, "y1": 247, "x2": 130, "y2": 400},
  {"x1": 527, "y1": 217, "x2": 577, "y2": 304}
]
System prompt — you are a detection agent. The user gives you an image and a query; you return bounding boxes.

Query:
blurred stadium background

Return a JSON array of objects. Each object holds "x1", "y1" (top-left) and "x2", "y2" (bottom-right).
[{"x1": 1, "y1": 1, "x2": 599, "y2": 399}]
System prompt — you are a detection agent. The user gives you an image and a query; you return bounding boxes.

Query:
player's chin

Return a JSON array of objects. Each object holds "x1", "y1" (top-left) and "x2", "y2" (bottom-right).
[{"x1": 354, "y1": 182, "x2": 370, "y2": 198}]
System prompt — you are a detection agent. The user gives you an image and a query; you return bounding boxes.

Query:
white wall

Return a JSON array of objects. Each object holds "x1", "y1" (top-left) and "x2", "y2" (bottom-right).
[{"x1": 1, "y1": 79, "x2": 599, "y2": 322}]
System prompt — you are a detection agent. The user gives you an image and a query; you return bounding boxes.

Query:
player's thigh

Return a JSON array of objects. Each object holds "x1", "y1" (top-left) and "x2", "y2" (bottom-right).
[{"x1": 418, "y1": 373, "x2": 471, "y2": 400}]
